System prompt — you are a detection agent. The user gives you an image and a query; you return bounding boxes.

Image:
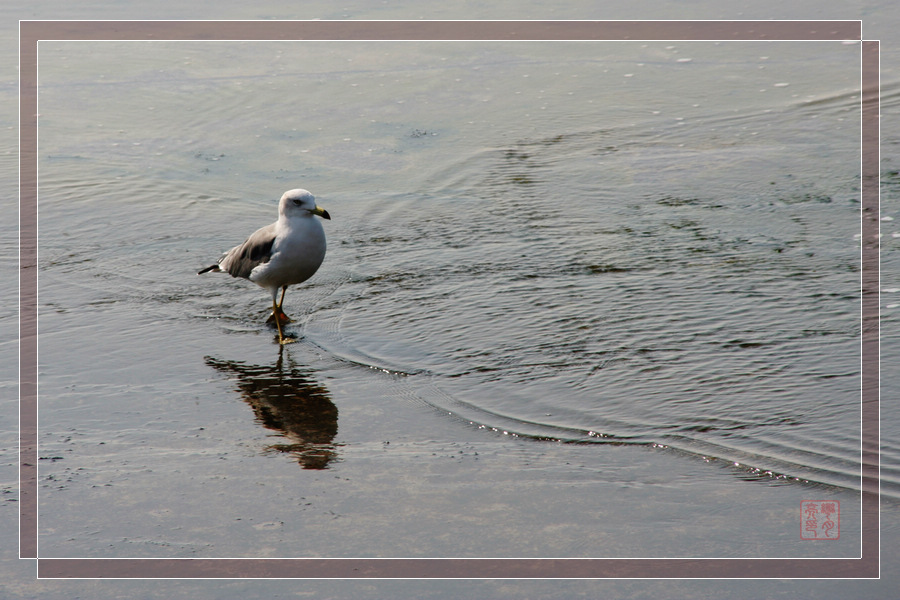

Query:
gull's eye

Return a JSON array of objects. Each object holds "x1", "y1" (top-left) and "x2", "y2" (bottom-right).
[{"x1": 292, "y1": 199, "x2": 303, "y2": 205}]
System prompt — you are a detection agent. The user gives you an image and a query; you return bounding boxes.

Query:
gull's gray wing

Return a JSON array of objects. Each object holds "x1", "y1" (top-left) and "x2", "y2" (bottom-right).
[{"x1": 199, "y1": 223, "x2": 277, "y2": 280}]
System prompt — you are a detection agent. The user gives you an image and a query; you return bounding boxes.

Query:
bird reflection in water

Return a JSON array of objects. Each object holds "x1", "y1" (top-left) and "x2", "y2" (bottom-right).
[{"x1": 204, "y1": 349, "x2": 339, "y2": 469}]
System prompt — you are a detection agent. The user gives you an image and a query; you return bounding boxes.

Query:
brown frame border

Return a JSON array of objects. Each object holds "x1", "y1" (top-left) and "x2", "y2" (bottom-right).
[{"x1": 19, "y1": 20, "x2": 878, "y2": 579}]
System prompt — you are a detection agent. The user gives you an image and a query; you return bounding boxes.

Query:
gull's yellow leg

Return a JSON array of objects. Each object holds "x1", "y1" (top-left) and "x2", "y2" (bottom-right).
[
  {"x1": 277, "y1": 286, "x2": 292, "y2": 322},
  {"x1": 271, "y1": 297, "x2": 294, "y2": 344},
  {"x1": 272, "y1": 297, "x2": 284, "y2": 343},
  {"x1": 266, "y1": 286, "x2": 292, "y2": 326}
]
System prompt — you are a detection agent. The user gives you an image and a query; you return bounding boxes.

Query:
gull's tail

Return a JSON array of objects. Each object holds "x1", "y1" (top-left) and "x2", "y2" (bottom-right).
[{"x1": 198, "y1": 264, "x2": 221, "y2": 275}]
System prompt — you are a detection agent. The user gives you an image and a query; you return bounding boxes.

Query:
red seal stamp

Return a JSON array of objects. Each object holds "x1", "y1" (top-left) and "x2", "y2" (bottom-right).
[{"x1": 800, "y1": 500, "x2": 840, "y2": 540}]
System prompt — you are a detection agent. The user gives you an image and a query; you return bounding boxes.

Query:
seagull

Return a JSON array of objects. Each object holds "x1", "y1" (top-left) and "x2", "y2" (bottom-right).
[{"x1": 199, "y1": 189, "x2": 331, "y2": 344}]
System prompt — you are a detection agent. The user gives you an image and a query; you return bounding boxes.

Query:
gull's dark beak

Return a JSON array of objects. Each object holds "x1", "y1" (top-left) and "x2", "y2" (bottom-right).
[{"x1": 312, "y1": 206, "x2": 331, "y2": 220}]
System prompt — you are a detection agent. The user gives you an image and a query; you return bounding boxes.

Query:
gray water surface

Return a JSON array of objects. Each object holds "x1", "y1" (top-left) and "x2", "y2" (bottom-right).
[{"x1": 34, "y1": 40, "x2": 871, "y2": 559}]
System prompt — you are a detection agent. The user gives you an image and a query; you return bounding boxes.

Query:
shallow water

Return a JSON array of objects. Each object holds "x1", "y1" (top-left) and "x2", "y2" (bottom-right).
[{"x1": 33, "y1": 39, "x2": 877, "y2": 559}]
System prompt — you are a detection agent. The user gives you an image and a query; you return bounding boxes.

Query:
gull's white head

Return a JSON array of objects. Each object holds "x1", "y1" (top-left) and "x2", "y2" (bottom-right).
[{"x1": 279, "y1": 189, "x2": 331, "y2": 220}]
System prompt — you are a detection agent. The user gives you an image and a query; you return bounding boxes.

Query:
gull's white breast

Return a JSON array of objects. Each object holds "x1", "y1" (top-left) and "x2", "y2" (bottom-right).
[{"x1": 249, "y1": 216, "x2": 326, "y2": 290}]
